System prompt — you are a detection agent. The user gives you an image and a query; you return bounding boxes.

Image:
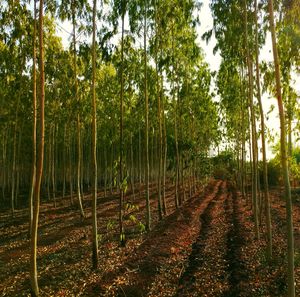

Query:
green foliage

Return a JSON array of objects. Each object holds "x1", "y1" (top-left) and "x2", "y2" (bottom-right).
[
  {"x1": 265, "y1": 159, "x2": 281, "y2": 187},
  {"x1": 106, "y1": 220, "x2": 116, "y2": 231},
  {"x1": 211, "y1": 150, "x2": 235, "y2": 180},
  {"x1": 137, "y1": 221, "x2": 146, "y2": 233},
  {"x1": 120, "y1": 232, "x2": 125, "y2": 243},
  {"x1": 97, "y1": 234, "x2": 103, "y2": 244}
]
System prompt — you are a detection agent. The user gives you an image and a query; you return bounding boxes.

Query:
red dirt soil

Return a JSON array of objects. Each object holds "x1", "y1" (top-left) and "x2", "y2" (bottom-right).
[{"x1": 1, "y1": 179, "x2": 300, "y2": 296}]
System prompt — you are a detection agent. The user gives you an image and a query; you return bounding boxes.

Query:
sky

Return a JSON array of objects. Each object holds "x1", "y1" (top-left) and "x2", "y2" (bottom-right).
[{"x1": 55, "y1": 0, "x2": 299, "y2": 160}]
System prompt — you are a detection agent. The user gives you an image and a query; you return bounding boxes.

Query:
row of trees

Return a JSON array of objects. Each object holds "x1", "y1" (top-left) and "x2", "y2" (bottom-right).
[
  {"x1": 0, "y1": 0, "x2": 219, "y2": 295},
  {"x1": 1, "y1": 0, "x2": 299, "y2": 296},
  {"x1": 209, "y1": 0, "x2": 299, "y2": 296}
]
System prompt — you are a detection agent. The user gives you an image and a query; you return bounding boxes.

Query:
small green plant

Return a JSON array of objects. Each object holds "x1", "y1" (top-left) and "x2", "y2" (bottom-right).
[
  {"x1": 107, "y1": 219, "x2": 116, "y2": 231},
  {"x1": 97, "y1": 234, "x2": 103, "y2": 244},
  {"x1": 137, "y1": 222, "x2": 146, "y2": 233},
  {"x1": 129, "y1": 214, "x2": 137, "y2": 223},
  {"x1": 120, "y1": 232, "x2": 126, "y2": 242}
]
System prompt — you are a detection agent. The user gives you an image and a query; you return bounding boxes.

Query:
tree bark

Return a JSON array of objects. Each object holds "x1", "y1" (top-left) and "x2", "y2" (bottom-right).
[
  {"x1": 30, "y1": 0, "x2": 45, "y2": 294},
  {"x1": 91, "y1": 0, "x2": 98, "y2": 269},
  {"x1": 28, "y1": 0, "x2": 37, "y2": 238},
  {"x1": 119, "y1": 2, "x2": 125, "y2": 246},
  {"x1": 155, "y1": 0, "x2": 163, "y2": 220},
  {"x1": 244, "y1": 0, "x2": 260, "y2": 239},
  {"x1": 268, "y1": 0, "x2": 295, "y2": 295},
  {"x1": 144, "y1": 0, "x2": 151, "y2": 231},
  {"x1": 72, "y1": 0, "x2": 85, "y2": 218}
]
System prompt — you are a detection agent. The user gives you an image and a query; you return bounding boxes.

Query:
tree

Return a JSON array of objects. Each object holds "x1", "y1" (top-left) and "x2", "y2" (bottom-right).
[
  {"x1": 143, "y1": 0, "x2": 151, "y2": 231},
  {"x1": 119, "y1": 0, "x2": 126, "y2": 246},
  {"x1": 268, "y1": 0, "x2": 295, "y2": 295},
  {"x1": 254, "y1": 0, "x2": 272, "y2": 260},
  {"x1": 30, "y1": 0, "x2": 45, "y2": 294},
  {"x1": 243, "y1": 0, "x2": 259, "y2": 240},
  {"x1": 28, "y1": 0, "x2": 37, "y2": 238},
  {"x1": 91, "y1": 0, "x2": 98, "y2": 269}
]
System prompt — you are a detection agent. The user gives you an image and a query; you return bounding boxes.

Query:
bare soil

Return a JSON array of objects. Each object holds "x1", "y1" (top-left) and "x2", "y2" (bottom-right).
[{"x1": 0, "y1": 180, "x2": 300, "y2": 296}]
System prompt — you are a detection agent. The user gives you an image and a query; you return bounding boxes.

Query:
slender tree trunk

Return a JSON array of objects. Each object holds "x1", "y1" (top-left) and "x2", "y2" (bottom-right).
[
  {"x1": 2, "y1": 129, "x2": 7, "y2": 201},
  {"x1": 268, "y1": 1, "x2": 295, "y2": 295},
  {"x1": 138, "y1": 127, "x2": 142, "y2": 197},
  {"x1": 28, "y1": 0, "x2": 37, "y2": 237},
  {"x1": 72, "y1": 0, "x2": 85, "y2": 218},
  {"x1": 171, "y1": 25, "x2": 179, "y2": 209},
  {"x1": 144, "y1": 0, "x2": 151, "y2": 231},
  {"x1": 155, "y1": 0, "x2": 163, "y2": 220},
  {"x1": 51, "y1": 125, "x2": 56, "y2": 208},
  {"x1": 104, "y1": 144, "x2": 107, "y2": 198},
  {"x1": 240, "y1": 75, "x2": 246, "y2": 199},
  {"x1": 30, "y1": 0, "x2": 45, "y2": 293},
  {"x1": 91, "y1": 0, "x2": 98, "y2": 269},
  {"x1": 244, "y1": 0, "x2": 259, "y2": 239},
  {"x1": 62, "y1": 124, "x2": 66, "y2": 199},
  {"x1": 15, "y1": 122, "x2": 23, "y2": 208},
  {"x1": 11, "y1": 99, "x2": 19, "y2": 217},
  {"x1": 254, "y1": 0, "x2": 272, "y2": 260},
  {"x1": 47, "y1": 139, "x2": 51, "y2": 201},
  {"x1": 161, "y1": 77, "x2": 167, "y2": 215},
  {"x1": 288, "y1": 112, "x2": 292, "y2": 158},
  {"x1": 68, "y1": 127, "x2": 74, "y2": 205},
  {"x1": 110, "y1": 140, "x2": 113, "y2": 196},
  {"x1": 119, "y1": 3, "x2": 125, "y2": 246},
  {"x1": 248, "y1": 109, "x2": 253, "y2": 207},
  {"x1": 130, "y1": 134, "x2": 136, "y2": 200}
]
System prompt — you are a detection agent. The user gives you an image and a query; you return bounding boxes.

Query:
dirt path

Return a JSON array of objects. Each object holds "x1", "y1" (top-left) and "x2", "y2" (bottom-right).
[
  {"x1": 83, "y1": 180, "x2": 221, "y2": 296},
  {"x1": 222, "y1": 185, "x2": 248, "y2": 297},
  {"x1": 3, "y1": 180, "x2": 295, "y2": 296},
  {"x1": 0, "y1": 179, "x2": 204, "y2": 296},
  {"x1": 173, "y1": 181, "x2": 248, "y2": 297}
]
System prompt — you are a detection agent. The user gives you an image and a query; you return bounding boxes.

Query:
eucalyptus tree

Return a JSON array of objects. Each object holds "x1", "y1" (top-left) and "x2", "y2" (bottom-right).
[
  {"x1": 28, "y1": 0, "x2": 37, "y2": 238},
  {"x1": 110, "y1": 0, "x2": 127, "y2": 245},
  {"x1": 210, "y1": 0, "x2": 262, "y2": 236},
  {"x1": 268, "y1": 0, "x2": 295, "y2": 295},
  {"x1": 119, "y1": 0, "x2": 126, "y2": 245},
  {"x1": 91, "y1": 0, "x2": 98, "y2": 269},
  {"x1": 157, "y1": 0, "x2": 203, "y2": 208},
  {"x1": 243, "y1": 0, "x2": 260, "y2": 240},
  {"x1": 254, "y1": 0, "x2": 272, "y2": 260},
  {"x1": 57, "y1": 0, "x2": 91, "y2": 218},
  {"x1": 0, "y1": 1, "x2": 32, "y2": 215},
  {"x1": 277, "y1": 0, "x2": 300, "y2": 157},
  {"x1": 30, "y1": 0, "x2": 45, "y2": 294},
  {"x1": 153, "y1": 0, "x2": 164, "y2": 218},
  {"x1": 143, "y1": 0, "x2": 151, "y2": 231}
]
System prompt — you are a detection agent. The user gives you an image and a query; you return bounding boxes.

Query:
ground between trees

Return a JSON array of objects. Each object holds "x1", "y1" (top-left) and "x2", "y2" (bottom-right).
[{"x1": 1, "y1": 179, "x2": 300, "y2": 296}]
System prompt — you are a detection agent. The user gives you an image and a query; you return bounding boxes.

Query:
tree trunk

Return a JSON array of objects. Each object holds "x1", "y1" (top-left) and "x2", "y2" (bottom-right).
[
  {"x1": 62, "y1": 124, "x2": 66, "y2": 199},
  {"x1": 11, "y1": 98, "x2": 19, "y2": 217},
  {"x1": 30, "y1": 0, "x2": 45, "y2": 293},
  {"x1": 244, "y1": 0, "x2": 259, "y2": 239},
  {"x1": 119, "y1": 3, "x2": 125, "y2": 246},
  {"x1": 51, "y1": 125, "x2": 56, "y2": 208},
  {"x1": 91, "y1": 0, "x2": 98, "y2": 269},
  {"x1": 28, "y1": 0, "x2": 37, "y2": 237},
  {"x1": 155, "y1": 0, "x2": 163, "y2": 220},
  {"x1": 144, "y1": 0, "x2": 151, "y2": 231},
  {"x1": 72, "y1": 0, "x2": 85, "y2": 218},
  {"x1": 268, "y1": 0, "x2": 295, "y2": 295},
  {"x1": 138, "y1": 127, "x2": 142, "y2": 198},
  {"x1": 254, "y1": 0, "x2": 272, "y2": 260},
  {"x1": 130, "y1": 133, "x2": 136, "y2": 200}
]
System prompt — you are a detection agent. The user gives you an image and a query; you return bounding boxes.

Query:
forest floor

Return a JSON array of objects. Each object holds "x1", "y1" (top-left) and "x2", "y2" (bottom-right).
[{"x1": 0, "y1": 179, "x2": 300, "y2": 296}]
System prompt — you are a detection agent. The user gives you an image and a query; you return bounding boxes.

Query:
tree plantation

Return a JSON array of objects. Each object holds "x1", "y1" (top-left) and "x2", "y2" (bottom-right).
[{"x1": 0, "y1": 0, "x2": 300, "y2": 296}]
